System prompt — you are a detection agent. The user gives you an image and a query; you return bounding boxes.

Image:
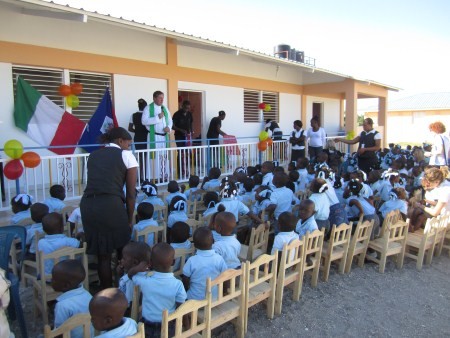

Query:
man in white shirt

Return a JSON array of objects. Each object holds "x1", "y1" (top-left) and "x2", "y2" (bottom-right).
[{"x1": 141, "y1": 91, "x2": 173, "y2": 182}]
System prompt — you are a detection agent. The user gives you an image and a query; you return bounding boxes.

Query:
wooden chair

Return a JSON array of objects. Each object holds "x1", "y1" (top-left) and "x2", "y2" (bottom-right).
[
  {"x1": 321, "y1": 223, "x2": 352, "y2": 282},
  {"x1": 186, "y1": 219, "x2": 202, "y2": 240},
  {"x1": 238, "y1": 223, "x2": 270, "y2": 262},
  {"x1": 127, "y1": 322, "x2": 145, "y2": 338},
  {"x1": 153, "y1": 205, "x2": 168, "y2": 225},
  {"x1": 198, "y1": 213, "x2": 214, "y2": 228},
  {"x1": 25, "y1": 243, "x2": 88, "y2": 324},
  {"x1": 275, "y1": 238, "x2": 305, "y2": 315},
  {"x1": 203, "y1": 268, "x2": 245, "y2": 337},
  {"x1": 44, "y1": 313, "x2": 91, "y2": 338},
  {"x1": 133, "y1": 222, "x2": 166, "y2": 247},
  {"x1": 441, "y1": 214, "x2": 450, "y2": 256},
  {"x1": 366, "y1": 220, "x2": 409, "y2": 273},
  {"x1": 162, "y1": 298, "x2": 211, "y2": 338},
  {"x1": 244, "y1": 254, "x2": 277, "y2": 333},
  {"x1": 345, "y1": 220, "x2": 374, "y2": 273},
  {"x1": 172, "y1": 247, "x2": 196, "y2": 277},
  {"x1": 130, "y1": 271, "x2": 155, "y2": 322},
  {"x1": 432, "y1": 213, "x2": 449, "y2": 257},
  {"x1": 405, "y1": 217, "x2": 437, "y2": 270},
  {"x1": 302, "y1": 229, "x2": 325, "y2": 288},
  {"x1": 379, "y1": 210, "x2": 402, "y2": 238}
]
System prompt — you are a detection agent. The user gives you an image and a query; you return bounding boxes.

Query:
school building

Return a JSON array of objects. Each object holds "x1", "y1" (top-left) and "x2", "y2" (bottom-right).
[{"x1": 0, "y1": 0, "x2": 398, "y2": 155}]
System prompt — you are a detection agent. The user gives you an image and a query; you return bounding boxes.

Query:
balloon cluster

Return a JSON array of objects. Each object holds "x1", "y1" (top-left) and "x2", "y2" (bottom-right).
[
  {"x1": 3, "y1": 140, "x2": 41, "y2": 180},
  {"x1": 258, "y1": 131, "x2": 273, "y2": 151},
  {"x1": 58, "y1": 82, "x2": 83, "y2": 109},
  {"x1": 258, "y1": 102, "x2": 272, "y2": 112}
]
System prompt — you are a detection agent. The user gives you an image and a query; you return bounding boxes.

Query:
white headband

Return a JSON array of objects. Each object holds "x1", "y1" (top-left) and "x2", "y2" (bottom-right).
[
  {"x1": 142, "y1": 183, "x2": 157, "y2": 196},
  {"x1": 319, "y1": 183, "x2": 328, "y2": 193},
  {"x1": 174, "y1": 200, "x2": 187, "y2": 211},
  {"x1": 389, "y1": 190, "x2": 398, "y2": 200},
  {"x1": 258, "y1": 189, "x2": 271, "y2": 199},
  {"x1": 14, "y1": 194, "x2": 33, "y2": 205}
]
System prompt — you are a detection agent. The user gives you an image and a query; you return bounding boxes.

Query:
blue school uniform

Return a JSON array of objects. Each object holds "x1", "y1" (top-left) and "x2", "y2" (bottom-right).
[
  {"x1": 37, "y1": 234, "x2": 80, "y2": 276},
  {"x1": 296, "y1": 216, "x2": 318, "y2": 239},
  {"x1": 141, "y1": 196, "x2": 165, "y2": 207},
  {"x1": 171, "y1": 241, "x2": 193, "y2": 271},
  {"x1": 183, "y1": 249, "x2": 227, "y2": 300},
  {"x1": 166, "y1": 192, "x2": 186, "y2": 206},
  {"x1": 168, "y1": 210, "x2": 188, "y2": 228},
  {"x1": 119, "y1": 271, "x2": 147, "y2": 306},
  {"x1": 185, "y1": 187, "x2": 201, "y2": 201},
  {"x1": 11, "y1": 210, "x2": 31, "y2": 224},
  {"x1": 271, "y1": 231, "x2": 299, "y2": 254},
  {"x1": 54, "y1": 285, "x2": 93, "y2": 338},
  {"x1": 269, "y1": 187, "x2": 295, "y2": 220},
  {"x1": 237, "y1": 192, "x2": 255, "y2": 206},
  {"x1": 379, "y1": 199, "x2": 408, "y2": 218},
  {"x1": 203, "y1": 179, "x2": 221, "y2": 191},
  {"x1": 262, "y1": 172, "x2": 275, "y2": 189},
  {"x1": 133, "y1": 218, "x2": 159, "y2": 245},
  {"x1": 26, "y1": 223, "x2": 44, "y2": 254},
  {"x1": 96, "y1": 317, "x2": 138, "y2": 338},
  {"x1": 252, "y1": 199, "x2": 272, "y2": 221},
  {"x1": 297, "y1": 169, "x2": 309, "y2": 191},
  {"x1": 216, "y1": 198, "x2": 249, "y2": 223},
  {"x1": 213, "y1": 235, "x2": 241, "y2": 269},
  {"x1": 43, "y1": 197, "x2": 66, "y2": 213}
]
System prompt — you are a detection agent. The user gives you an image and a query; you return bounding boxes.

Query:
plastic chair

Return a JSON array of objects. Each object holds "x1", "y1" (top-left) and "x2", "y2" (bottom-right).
[{"x1": 0, "y1": 225, "x2": 28, "y2": 338}]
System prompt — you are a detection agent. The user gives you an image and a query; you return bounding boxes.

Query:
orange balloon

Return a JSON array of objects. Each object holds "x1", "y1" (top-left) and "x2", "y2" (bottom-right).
[
  {"x1": 266, "y1": 138, "x2": 273, "y2": 146},
  {"x1": 58, "y1": 84, "x2": 71, "y2": 96},
  {"x1": 258, "y1": 141, "x2": 268, "y2": 151},
  {"x1": 70, "y1": 82, "x2": 83, "y2": 95},
  {"x1": 21, "y1": 151, "x2": 41, "y2": 168}
]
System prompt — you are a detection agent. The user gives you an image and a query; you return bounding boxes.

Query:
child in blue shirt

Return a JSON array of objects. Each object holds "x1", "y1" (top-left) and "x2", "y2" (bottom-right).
[
  {"x1": 140, "y1": 180, "x2": 165, "y2": 207},
  {"x1": 43, "y1": 184, "x2": 66, "y2": 212},
  {"x1": 213, "y1": 211, "x2": 241, "y2": 269},
  {"x1": 10, "y1": 193, "x2": 33, "y2": 224},
  {"x1": 167, "y1": 196, "x2": 188, "y2": 243},
  {"x1": 51, "y1": 259, "x2": 93, "y2": 338},
  {"x1": 89, "y1": 288, "x2": 138, "y2": 338},
  {"x1": 266, "y1": 173, "x2": 298, "y2": 230},
  {"x1": 166, "y1": 180, "x2": 186, "y2": 205},
  {"x1": 38, "y1": 212, "x2": 80, "y2": 276},
  {"x1": 271, "y1": 211, "x2": 299, "y2": 254},
  {"x1": 182, "y1": 227, "x2": 227, "y2": 300},
  {"x1": 26, "y1": 202, "x2": 49, "y2": 258},
  {"x1": 170, "y1": 222, "x2": 192, "y2": 272},
  {"x1": 237, "y1": 178, "x2": 256, "y2": 206},
  {"x1": 252, "y1": 186, "x2": 273, "y2": 222},
  {"x1": 201, "y1": 167, "x2": 222, "y2": 191},
  {"x1": 378, "y1": 187, "x2": 408, "y2": 220},
  {"x1": 184, "y1": 175, "x2": 201, "y2": 201},
  {"x1": 202, "y1": 191, "x2": 220, "y2": 219},
  {"x1": 261, "y1": 161, "x2": 275, "y2": 189},
  {"x1": 133, "y1": 202, "x2": 159, "y2": 246},
  {"x1": 117, "y1": 242, "x2": 151, "y2": 312},
  {"x1": 309, "y1": 178, "x2": 331, "y2": 232},
  {"x1": 296, "y1": 199, "x2": 318, "y2": 239},
  {"x1": 129, "y1": 243, "x2": 187, "y2": 336},
  {"x1": 296, "y1": 158, "x2": 310, "y2": 191}
]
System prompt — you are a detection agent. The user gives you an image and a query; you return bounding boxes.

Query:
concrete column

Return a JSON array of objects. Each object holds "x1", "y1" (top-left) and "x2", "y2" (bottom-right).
[
  {"x1": 339, "y1": 98, "x2": 345, "y2": 130},
  {"x1": 345, "y1": 87, "x2": 357, "y2": 133},
  {"x1": 166, "y1": 38, "x2": 178, "y2": 114},
  {"x1": 378, "y1": 96, "x2": 387, "y2": 148},
  {"x1": 301, "y1": 94, "x2": 307, "y2": 125}
]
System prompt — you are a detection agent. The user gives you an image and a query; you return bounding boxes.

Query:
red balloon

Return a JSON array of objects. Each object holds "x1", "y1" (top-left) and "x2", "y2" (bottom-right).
[
  {"x1": 266, "y1": 138, "x2": 273, "y2": 146},
  {"x1": 70, "y1": 82, "x2": 83, "y2": 95},
  {"x1": 258, "y1": 102, "x2": 266, "y2": 109},
  {"x1": 58, "y1": 84, "x2": 71, "y2": 97},
  {"x1": 4, "y1": 159, "x2": 24, "y2": 180},
  {"x1": 21, "y1": 151, "x2": 41, "y2": 168},
  {"x1": 258, "y1": 141, "x2": 268, "y2": 151}
]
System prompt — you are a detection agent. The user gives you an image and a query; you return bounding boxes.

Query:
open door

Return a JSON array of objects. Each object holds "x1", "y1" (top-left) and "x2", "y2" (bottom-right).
[{"x1": 178, "y1": 90, "x2": 203, "y2": 142}]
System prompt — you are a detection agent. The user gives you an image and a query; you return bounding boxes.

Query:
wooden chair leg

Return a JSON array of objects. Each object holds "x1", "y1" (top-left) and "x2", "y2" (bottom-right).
[
  {"x1": 379, "y1": 252, "x2": 387, "y2": 273},
  {"x1": 416, "y1": 248, "x2": 425, "y2": 271},
  {"x1": 311, "y1": 263, "x2": 320, "y2": 287},
  {"x1": 357, "y1": 250, "x2": 366, "y2": 268},
  {"x1": 322, "y1": 257, "x2": 331, "y2": 282},
  {"x1": 397, "y1": 250, "x2": 405, "y2": 270},
  {"x1": 274, "y1": 282, "x2": 284, "y2": 315},
  {"x1": 425, "y1": 246, "x2": 434, "y2": 266},
  {"x1": 338, "y1": 255, "x2": 347, "y2": 275}
]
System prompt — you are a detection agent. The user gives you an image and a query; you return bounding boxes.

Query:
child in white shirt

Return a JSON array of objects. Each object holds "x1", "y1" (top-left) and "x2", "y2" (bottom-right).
[
  {"x1": 271, "y1": 212, "x2": 299, "y2": 254},
  {"x1": 308, "y1": 178, "x2": 331, "y2": 232},
  {"x1": 134, "y1": 202, "x2": 159, "y2": 246},
  {"x1": 213, "y1": 211, "x2": 241, "y2": 269}
]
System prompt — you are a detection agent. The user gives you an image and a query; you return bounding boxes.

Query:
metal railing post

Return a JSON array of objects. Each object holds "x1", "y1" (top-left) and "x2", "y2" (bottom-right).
[{"x1": 206, "y1": 139, "x2": 211, "y2": 173}]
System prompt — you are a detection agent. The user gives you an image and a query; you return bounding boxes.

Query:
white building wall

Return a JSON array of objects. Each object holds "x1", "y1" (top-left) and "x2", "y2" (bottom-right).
[
  {"x1": 305, "y1": 96, "x2": 341, "y2": 136},
  {"x1": 279, "y1": 93, "x2": 301, "y2": 135}
]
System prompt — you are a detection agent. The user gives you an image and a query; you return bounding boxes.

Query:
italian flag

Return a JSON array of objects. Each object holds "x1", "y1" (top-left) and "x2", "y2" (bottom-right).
[{"x1": 14, "y1": 77, "x2": 86, "y2": 155}]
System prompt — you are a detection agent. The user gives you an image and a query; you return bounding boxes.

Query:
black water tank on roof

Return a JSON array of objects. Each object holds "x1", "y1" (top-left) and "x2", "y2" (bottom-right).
[
  {"x1": 289, "y1": 48, "x2": 297, "y2": 60},
  {"x1": 274, "y1": 44, "x2": 290, "y2": 58},
  {"x1": 296, "y1": 51, "x2": 305, "y2": 63}
]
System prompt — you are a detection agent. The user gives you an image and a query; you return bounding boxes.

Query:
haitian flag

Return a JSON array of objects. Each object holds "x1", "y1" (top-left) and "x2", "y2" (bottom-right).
[{"x1": 78, "y1": 88, "x2": 118, "y2": 153}]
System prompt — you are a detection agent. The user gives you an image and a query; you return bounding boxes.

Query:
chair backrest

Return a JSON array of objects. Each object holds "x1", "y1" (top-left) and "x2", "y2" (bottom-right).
[
  {"x1": 246, "y1": 223, "x2": 270, "y2": 261},
  {"x1": 172, "y1": 247, "x2": 196, "y2": 277},
  {"x1": 0, "y1": 225, "x2": 27, "y2": 272},
  {"x1": 126, "y1": 322, "x2": 145, "y2": 338},
  {"x1": 245, "y1": 253, "x2": 277, "y2": 298},
  {"x1": 304, "y1": 229, "x2": 325, "y2": 257},
  {"x1": 44, "y1": 313, "x2": 91, "y2": 338},
  {"x1": 278, "y1": 238, "x2": 304, "y2": 279},
  {"x1": 350, "y1": 220, "x2": 374, "y2": 249},
  {"x1": 381, "y1": 220, "x2": 408, "y2": 250},
  {"x1": 133, "y1": 223, "x2": 166, "y2": 247},
  {"x1": 380, "y1": 210, "x2": 402, "y2": 236},
  {"x1": 161, "y1": 299, "x2": 211, "y2": 338},
  {"x1": 186, "y1": 219, "x2": 201, "y2": 237},
  {"x1": 327, "y1": 223, "x2": 352, "y2": 252},
  {"x1": 207, "y1": 267, "x2": 245, "y2": 308},
  {"x1": 153, "y1": 205, "x2": 168, "y2": 225},
  {"x1": 198, "y1": 213, "x2": 214, "y2": 228},
  {"x1": 38, "y1": 242, "x2": 88, "y2": 289}
]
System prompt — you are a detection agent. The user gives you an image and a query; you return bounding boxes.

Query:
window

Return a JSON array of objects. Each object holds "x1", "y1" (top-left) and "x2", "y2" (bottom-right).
[
  {"x1": 243, "y1": 89, "x2": 279, "y2": 123},
  {"x1": 12, "y1": 66, "x2": 64, "y2": 107},
  {"x1": 69, "y1": 72, "x2": 112, "y2": 122},
  {"x1": 12, "y1": 66, "x2": 112, "y2": 122}
]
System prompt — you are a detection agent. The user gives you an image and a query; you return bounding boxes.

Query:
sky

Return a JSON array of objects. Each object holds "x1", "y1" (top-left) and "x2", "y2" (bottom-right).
[{"x1": 49, "y1": 0, "x2": 450, "y2": 107}]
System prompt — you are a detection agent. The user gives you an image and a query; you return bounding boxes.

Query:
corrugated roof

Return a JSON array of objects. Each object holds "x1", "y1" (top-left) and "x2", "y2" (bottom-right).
[
  {"x1": 365, "y1": 92, "x2": 450, "y2": 112},
  {"x1": 9, "y1": 0, "x2": 400, "y2": 91}
]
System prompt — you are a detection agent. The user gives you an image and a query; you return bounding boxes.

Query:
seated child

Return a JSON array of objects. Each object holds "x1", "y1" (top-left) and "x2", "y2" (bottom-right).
[
  {"x1": 212, "y1": 211, "x2": 241, "y2": 269},
  {"x1": 182, "y1": 227, "x2": 227, "y2": 300},
  {"x1": 38, "y1": 212, "x2": 80, "y2": 276},
  {"x1": 134, "y1": 202, "x2": 158, "y2": 246},
  {"x1": 271, "y1": 211, "x2": 299, "y2": 254},
  {"x1": 252, "y1": 186, "x2": 273, "y2": 222},
  {"x1": 288, "y1": 170, "x2": 301, "y2": 193},
  {"x1": 27, "y1": 203, "x2": 49, "y2": 258},
  {"x1": 261, "y1": 161, "x2": 275, "y2": 189},
  {"x1": 10, "y1": 194, "x2": 32, "y2": 224},
  {"x1": 237, "y1": 178, "x2": 255, "y2": 205},
  {"x1": 314, "y1": 152, "x2": 329, "y2": 171},
  {"x1": 233, "y1": 167, "x2": 248, "y2": 194},
  {"x1": 201, "y1": 167, "x2": 222, "y2": 191},
  {"x1": 170, "y1": 222, "x2": 192, "y2": 271},
  {"x1": 129, "y1": 243, "x2": 186, "y2": 336},
  {"x1": 51, "y1": 259, "x2": 93, "y2": 338},
  {"x1": 43, "y1": 184, "x2": 66, "y2": 212},
  {"x1": 306, "y1": 164, "x2": 316, "y2": 185},
  {"x1": 377, "y1": 169, "x2": 400, "y2": 202},
  {"x1": 184, "y1": 175, "x2": 201, "y2": 201},
  {"x1": 166, "y1": 181, "x2": 186, "y2": 205},
  {"x1": 309, "y1": 178, "x2": 331, "y2": 232},
  {"x1": 295, "y1": 199, "x2": 318, "y2": 239},
  {"x1": 378, "y1": 187, "x2": 408, "y2": 220},
  {"x1": 266, "y1": 173, "x2": 298, "y2": 231},
  {"x1": 202, "y1": 191, "x2": 220, "y2": 218},
  {"x1": 89, "y1": 288, "x2": 138, "y2": 337},
  {"x1": 117, "y1": 242, "x2": 151, "y2": 310},
  {"x1": 167, "y1": 197, "x2": 188, "y2": 243},
  {"x1": 141, "y1": 180, "x2": 165, "y2": 207},
  {"x1": 252, "y1": 172, "x2": 263, "y2": 192},
  {"x1": 296, "y1": 157, "x2": 309, "y2": 191},
  {"x1": 317, "y1": 167, "x2": 348, "y2": 227},
  {"x1": 68, "y1": 206, "x2": 83, "y2": 236}
]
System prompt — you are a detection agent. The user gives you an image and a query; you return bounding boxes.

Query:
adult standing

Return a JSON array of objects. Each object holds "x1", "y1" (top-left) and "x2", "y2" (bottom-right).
[
  {"x1": 172, "y1": 100, "x2": 194, "y2": 147},
  {"x1": 335, "y1": 118, "x2": 381, "y2": 173},
  {"x1": 264, "y1": 119, "x2": 283, "y2": 140},
  {"x1": 289, "y1": 120, "x2": 306, "y2": 163},
  {"x1": 207, "y1": 110, "x2": 227, "y2": 145},
  {"x1": 80, "y1": 127, "x2": 137, "y2": 288},
  {"x1": 128, "y1": 98, "x2": 148, "y2": 180},
  {"x1": 141, "y1": 91, "x2": 173, "y2": 182},
  {"x1": 425, "y1": 121, "x2": 450, "y2": 166},
  {"x1": 306, "y1": 117, "x2": 326, "y2": 162}
]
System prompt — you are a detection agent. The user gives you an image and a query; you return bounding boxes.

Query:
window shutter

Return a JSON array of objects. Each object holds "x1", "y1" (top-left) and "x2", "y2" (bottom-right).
[
  {"x1": 262, "y1": 91, "x2": 279, "y2": 122},
  {"x1": 243, "y1": 89, "x2": 260, "y2": 123}
]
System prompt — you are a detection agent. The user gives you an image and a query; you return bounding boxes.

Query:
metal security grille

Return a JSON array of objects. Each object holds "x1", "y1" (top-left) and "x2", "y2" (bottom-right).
[
  {"x1": 243, "y1": 89, "x2": 260, "y2": 123},
  {"x1": 12, "y1": 66, "x2": 64, "y2": 107},
  {"x1": 69, "y1": 72, "x2": 112, "y2": 122},
  {"x1": 262, "y1": 91, "x2": 279, "y2": 122}
]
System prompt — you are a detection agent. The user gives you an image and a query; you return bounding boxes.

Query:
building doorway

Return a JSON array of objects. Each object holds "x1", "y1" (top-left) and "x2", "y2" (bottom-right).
[
  {"x1": 178, "y1": 90, "x2": 203, "y2": 142},
  {"x1": 312, "y1": 102, "x2": 323, "y2": 125}
]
